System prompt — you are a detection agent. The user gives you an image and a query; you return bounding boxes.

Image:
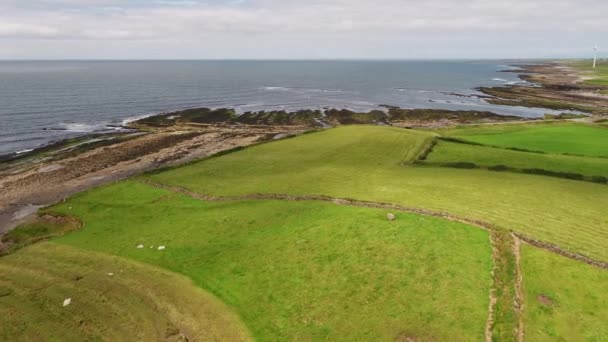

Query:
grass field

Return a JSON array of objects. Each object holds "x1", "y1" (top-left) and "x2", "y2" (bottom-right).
[
  {"x1": 521, "y1": 245, "x2": 608, "y2": 341},
  {"x1": 0, "y1": 215, "x2": 80, "y2": 255},
  {"x1": 0, "y1": 242, "x2": 251, "y2": 341},
  {"x1": 36, "y1": 180, "x2": 494, "y2": 341},
  {"x1": 2, "y1": 123, "x2": 607, "y2": 340},
  {"x1": 572, "y1": 61, "x2": 608, "y2": 86},
  {"x1": 149, "y1": 125, "x2": 608, "y2": 261},
  {"x1": 443, "y1": 123, "x2": 608, "y2": 157},
  {"x1": 424, "y1": 140, "x2": 608, "y2": 179}
]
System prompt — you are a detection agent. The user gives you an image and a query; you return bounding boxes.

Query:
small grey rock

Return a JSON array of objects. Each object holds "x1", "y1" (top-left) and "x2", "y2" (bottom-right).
[{"x1": 387, "y1": 213, "x2": 396, "y2": 221}]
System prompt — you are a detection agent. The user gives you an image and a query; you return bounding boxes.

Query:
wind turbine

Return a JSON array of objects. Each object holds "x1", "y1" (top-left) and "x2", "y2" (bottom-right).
[{"x1": 593, "y1": 45, "x2": 599, "y2": 69}]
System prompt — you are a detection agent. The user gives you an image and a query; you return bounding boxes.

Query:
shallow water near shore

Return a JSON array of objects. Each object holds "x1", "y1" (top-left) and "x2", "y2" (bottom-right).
[{"x1": 0, "y1": 60, "x2": 558, "y2": 155}]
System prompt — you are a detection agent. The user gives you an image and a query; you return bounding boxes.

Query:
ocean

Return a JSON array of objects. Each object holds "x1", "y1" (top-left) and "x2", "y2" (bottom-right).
[{"x1": 0, "y1": 60, "x2": 553, "y2": 155}]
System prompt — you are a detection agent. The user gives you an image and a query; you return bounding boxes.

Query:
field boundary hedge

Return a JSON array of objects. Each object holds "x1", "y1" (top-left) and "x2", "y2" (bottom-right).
[
  {"x1": 415, "y1": 137, "x2": 438, "y2": 161},
  {"x1": 438, "y1": 136, "x2": 608, "y2": 159},
  {"x1": 415, "y1": 160, "x2": 608, "y2": 184}
]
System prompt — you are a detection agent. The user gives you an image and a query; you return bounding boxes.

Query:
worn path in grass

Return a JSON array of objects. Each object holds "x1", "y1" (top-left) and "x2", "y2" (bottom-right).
[{"x1": 147, "y1": 125, "x2": 608, "y2": 262}]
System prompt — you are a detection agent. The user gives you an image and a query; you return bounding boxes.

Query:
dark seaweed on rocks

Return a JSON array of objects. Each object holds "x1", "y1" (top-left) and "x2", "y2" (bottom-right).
[
  {"x1": 386, "y1": 107, "x2": 522, "y2": 122},
  {"x1": 236, "y1": 109, "x2": 324, "y2": 126},
  {"x1": 324, "y1": 109, "x2": 389, "y2": 125},
  {"x1": 133, "y1": 106, "x2": 523, "y2": 129},
  {"x1": 136, "y1": 108, "x2": 237, "y2": 126}
]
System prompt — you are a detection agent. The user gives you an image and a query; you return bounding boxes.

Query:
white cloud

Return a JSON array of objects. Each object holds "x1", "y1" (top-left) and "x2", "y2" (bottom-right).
[
  {"x1": 0, "y1": 0, "x2": 606, "y2": 58},
  {"x1": 0, "y1": 22, "x2": 60, "y2": 38}
]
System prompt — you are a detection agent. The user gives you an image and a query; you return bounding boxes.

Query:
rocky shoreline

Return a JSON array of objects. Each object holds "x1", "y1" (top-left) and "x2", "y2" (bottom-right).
[
  {"x1": 478, "y1": 62, "x2": 608, "y2": 116},
  {"x1": 2, "y1": 61, "x2": 606, "y2": 235},
  {"x1": 0, "y1": 125, "x2": 306, "y2": 235}
]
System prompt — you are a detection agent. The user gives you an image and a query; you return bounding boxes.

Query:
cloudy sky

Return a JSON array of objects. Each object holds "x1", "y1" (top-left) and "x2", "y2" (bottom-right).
[{"x1": 0, "y1": 0, "x2": 606, "y2": 59}]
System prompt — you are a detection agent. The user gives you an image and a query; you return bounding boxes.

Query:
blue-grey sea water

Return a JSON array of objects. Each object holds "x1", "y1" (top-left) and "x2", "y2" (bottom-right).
[{"x1": 0, "y1": 60, "x2": 555, "y2": 155}]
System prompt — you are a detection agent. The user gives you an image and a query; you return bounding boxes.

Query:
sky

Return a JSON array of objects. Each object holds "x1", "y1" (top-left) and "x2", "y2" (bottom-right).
[{"x1": 0, "y1": 0, "x2": 606, "y2": 60}]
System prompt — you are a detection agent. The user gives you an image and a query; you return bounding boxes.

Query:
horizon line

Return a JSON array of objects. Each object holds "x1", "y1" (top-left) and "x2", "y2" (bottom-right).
[{"x1": 0, "y1": 57, "x2": 592, "y2": 62}]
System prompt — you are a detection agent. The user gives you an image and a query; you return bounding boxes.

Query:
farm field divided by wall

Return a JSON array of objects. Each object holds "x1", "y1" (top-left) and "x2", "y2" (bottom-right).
[
  {"x1": 149, "y1": 125, "x2": 608, "y2": 261},
  {"x1": 28, "y1": 181, "x2": 493, "y2": 340},
  {"x1": 443, "y1": 123, "x2": 608, "y2": 157},
  {"x1": 2, "y1": 123, "x2": 607, "y2": 340},
  {"x1": 423, "y1": 140, "x2": 608, "y2": 180},
  {"x1": 521, "y1": 245, "x2": 608, "y2": 341}
]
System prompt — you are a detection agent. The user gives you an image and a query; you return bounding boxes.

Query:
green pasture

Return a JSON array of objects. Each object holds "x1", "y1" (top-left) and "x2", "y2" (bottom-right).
[
  {"x1": 424, "y1": 140, "x2": 608, "y2": 179},
  {"x1": 0, "y1": 242, "x2": 251, "y2": 341},
  {"x1": 443, "y1": 123, "x2": 608, "y2": 157},
  {"x1": 521, "y1": 245, "x2": 608, "y2": 341},
  {"x1": 3, "y1": 122, "x2": 608, "y2": 341},
  {"x1": 149, "y1": 125, "x2": 608, "y2": 261},
  {"x1": 571, "y1": 60, "x2": 608, "y2": 86},
  {"x1": 37, "y1": 180, "x2": 493, "y2": 341}
]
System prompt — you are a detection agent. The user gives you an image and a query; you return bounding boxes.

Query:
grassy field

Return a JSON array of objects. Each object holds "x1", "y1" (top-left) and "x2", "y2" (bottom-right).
[
  {"x1": 149, "y1": 125, "x2": 608, "y2": 261},
  {"x1": 424, "y1": 140, "x2": 608, "y2": 179},
  {"x1": 521, "y1": 245, "x2": 608, "y2": 341},
  {"x1": 36, "y1": 180, "x2": 494, "y2": 341},
  {"x1": 0, "y1": 242, "x2": 251, "y2": 341},
  {"x1": 571, "y1": 61, "x2": 608, "y2": 86},
  {"x1": 0, "y1": 215, "x2": 80, "y2": 255},
  {"x1": 3, "y1": 123, "x2": 607, "y2": 340},
  {"x1": 442, "y1": 123, "x2": 608, "y2": 157}
]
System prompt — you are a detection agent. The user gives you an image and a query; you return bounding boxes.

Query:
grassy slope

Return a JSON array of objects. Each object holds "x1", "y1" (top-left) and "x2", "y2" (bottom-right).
[
  {"x1": 521, "y1": 245, "x2": 608, "y2": 341},
  {"x1": 443, "y1": 123, "x2": 608, "y2": 157},
  {"x1": 0, "y1": 242, "x2": 251, "y2": 341},
  {"x1": 48, "y1": 180, "x2": 492, "y2": 341},
  {"x1": 149, "y1": 125, "x2": 608, "y2": 261},
  {"x1": 1, "y1": 216, "x2": 79, "y2": 255},
  {"x1": 425, "y1": 140, "x2": 608, "y2": 177},
  {"x1": 571, "y1": 61, "x2": 608, "y2": 86}
]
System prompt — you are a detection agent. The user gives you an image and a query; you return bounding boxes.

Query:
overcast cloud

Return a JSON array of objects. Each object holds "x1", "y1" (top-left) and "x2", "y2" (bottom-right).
[{"x1": 0, "y1": 0, "x2": 606, "y2": 59}]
